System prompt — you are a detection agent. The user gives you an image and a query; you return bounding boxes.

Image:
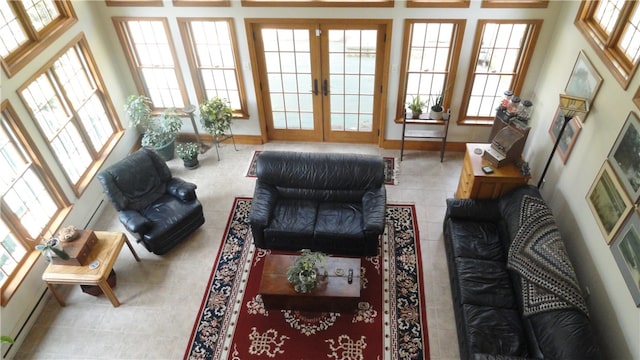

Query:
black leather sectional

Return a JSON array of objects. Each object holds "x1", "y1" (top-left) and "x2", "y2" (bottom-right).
[
  {"x1": 443, "y1": 185, "x2": 601, "y2": 359},
  {"x1": 248, "y1": 151, "x2": 387, "y2": 256}
]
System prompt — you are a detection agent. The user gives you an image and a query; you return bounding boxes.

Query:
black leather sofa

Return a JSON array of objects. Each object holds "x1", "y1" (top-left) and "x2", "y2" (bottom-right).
[
  {"x1": 443, "y1": 185, "x2": 601, "y2": 360},
  {"x1": 248, "y1": 151, "x2": 386, "y2": 256},
  {"x1": 98, "y1": 147, "x2": 205, "y2": 255}
]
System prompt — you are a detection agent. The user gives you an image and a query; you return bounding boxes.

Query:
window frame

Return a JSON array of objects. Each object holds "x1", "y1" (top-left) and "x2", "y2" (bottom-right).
[
  {"x1": 395, "y1": 19, "x2": 466, "y2": 122},
  {"x1": 458, "y1": 19, "x2": 542, "y2": 125},
  {"x1": 240, "y1": 0, "x2": 393, "y2": 7},
  {"x1": 406, "y1": 0, "x2": 470, "y2": 8},
  {"x1": 177, "y1": 17, "x2": 249, "y2": 118},
  {"x1": 575, "y1": 1, "x2": 640, "y2": 89},
  {"x1": 173, "y1": 0, "x2": 229, "y2": 6},
  {"x1": 481, "y1": 0, "x2": 548, "y2": 8},
  {"x1": 105, "y1": 0, "x2": 163, "y2": 6},
  {"x1": 17, "y1": 33, "x2": 123, "y2": 197},
  {"x1": 112, "y1": 17, "x2": 189, "y2": 111},
  {"x1": 0, "y1": 100, "x2": 72, "y2": 306},
  {"x1": 0, "y1": 0, "x2": 77, "y2": 78}
]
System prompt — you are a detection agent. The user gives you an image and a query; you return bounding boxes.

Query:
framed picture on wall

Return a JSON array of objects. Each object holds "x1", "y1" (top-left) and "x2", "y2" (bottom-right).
[
  {"x1": 608, "y1": 112, "x2": 640, "y2": 204},
  {"x1": 565, "y1": 50, "x2": 603, "y2": 105},
  {"x1": 548, "y1": 107, "x2": 582, "y2": 164},
  {"x1": 586, "y1": 161, "x2": 634, "y2": 244},
  {"x1": 610, "y1": 211, "x2": 640, "y2": 307}
]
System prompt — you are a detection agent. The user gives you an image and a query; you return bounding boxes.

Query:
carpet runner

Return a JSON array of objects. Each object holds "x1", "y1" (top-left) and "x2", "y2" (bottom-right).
[
  {"x1": 245, "y1": 150, "x2": 398, "y2": 185},
  {"x1": 184, "y1": 198, "x2": 428, "y2": 359}
]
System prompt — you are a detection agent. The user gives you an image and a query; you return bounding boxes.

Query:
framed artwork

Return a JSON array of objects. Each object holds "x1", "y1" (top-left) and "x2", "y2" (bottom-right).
[
  {"x1": 610, "y1": 211, "x2": 640, "y2": 307},
  {"x1": 565, "y1": 50, "x2": 603, "y2": 104},
  {"x1": 608, "y1": 112, "x2": 640, "y2": 203},
  {"x1": 586, "y1": 161, "x2": 634, "y2": 244},
  {"x1": 548, "y1": 107, "x2": 582, "y2": 164}
]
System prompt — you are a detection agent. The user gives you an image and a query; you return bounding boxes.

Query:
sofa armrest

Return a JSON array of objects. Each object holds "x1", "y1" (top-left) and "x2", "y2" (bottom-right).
[
  {"x1": 167, "y1": 178, "x2": 197, "y2": 202},
  {"x1": 362, "y1": 186, "x2": 386, "y2": 232},
  {"x1": 249, "y1": 181, "x2": 279, "y2": 227},
  {"x1": 119, "y1": 210, "x2": 151, "y2": 234},
  {"x1": 445, "y1": 198, "x2": 501, "y2": 222}
]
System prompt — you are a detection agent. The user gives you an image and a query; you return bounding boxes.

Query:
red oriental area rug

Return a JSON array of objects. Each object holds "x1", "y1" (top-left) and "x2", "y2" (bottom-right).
[
  {"x1": 245, "y1": 150, "x2": 398, "y2": 185},
  {"x1": 184, "y1": 198, "x2": 428, "y2": 359}
]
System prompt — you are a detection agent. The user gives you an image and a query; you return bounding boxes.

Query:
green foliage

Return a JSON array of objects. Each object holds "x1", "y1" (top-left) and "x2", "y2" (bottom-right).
[
  {"x1": 286, "y1": 249, "x2": 326, "y2": 293},
  {"x1": 1, "y1": 336, "x2": 14, "y2": 344},
  {"x1": 407, "y1": 95, "x2": 427, "y2": 114},
  {"x1": 200, "y1": 97, "x2": 233, "y2": 137},
  {"x1": 431, "y1": 93, "x2": 444, "y2": 112},
  {"x1": 125, "y1": 95, "x2": 183, "y2": 148},
  {"x1": 176, "y1": 142, "x2": 199, "y2": 160},
  {"x1": 35, "y1": 238, "x2": 70, "y2": 262}
]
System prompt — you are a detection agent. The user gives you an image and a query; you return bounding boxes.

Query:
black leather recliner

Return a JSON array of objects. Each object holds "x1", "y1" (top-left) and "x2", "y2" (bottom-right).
[
  {"x1": 97, "y1": 147, "x2": 205, "y2": 255},
  {"x1": 248, "y1": 151, "x2": 386, "y2": 256}
]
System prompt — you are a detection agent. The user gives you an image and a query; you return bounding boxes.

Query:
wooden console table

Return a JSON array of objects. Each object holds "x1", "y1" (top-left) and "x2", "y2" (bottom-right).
[
  {"x1": 42, "y1": 231, "x2": 140, "y2": 307},
  {"x1": 455, "y1": 143, "x2": 530, "y2": 199},
  {"x1": 258, "y1": 254, "x2": 361, "y2": 312}
]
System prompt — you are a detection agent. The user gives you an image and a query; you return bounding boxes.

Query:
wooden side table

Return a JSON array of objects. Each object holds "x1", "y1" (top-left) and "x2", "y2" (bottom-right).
[
  {"x1": 42, "y1": 231, "x2": 140, "y2": 307},
  {"x1": 259, "y1": 254, "x2": 361, "y2": 312},
  {"x1": 455, "y1": 143, "x2": 530, "y2": 199}
]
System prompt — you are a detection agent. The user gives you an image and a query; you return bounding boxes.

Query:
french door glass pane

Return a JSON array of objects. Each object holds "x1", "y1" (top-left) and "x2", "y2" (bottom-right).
[
  {"x1": 262, "y1": 28, "x2": 313, "y2": 130},
  {"x1": 328, "y1": 29, "x2": 376, "y2": 132}
]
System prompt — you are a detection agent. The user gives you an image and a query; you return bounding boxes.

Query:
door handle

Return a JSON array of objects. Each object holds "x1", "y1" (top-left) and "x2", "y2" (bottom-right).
[
  {"x1": 313, "y1": 79, "x2": 319, "y2": 95},
  {"x1": 323, "y1": 79, "x2": 328, "y2": 96}
]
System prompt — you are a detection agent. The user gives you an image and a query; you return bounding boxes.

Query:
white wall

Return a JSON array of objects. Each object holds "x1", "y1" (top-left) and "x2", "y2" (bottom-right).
[
  {"x1": 523, "y1": 2, "x2": 640, "y2": 359},
  {"x1": 3, "y1": 1, "x2": 638, "y2": 359}
]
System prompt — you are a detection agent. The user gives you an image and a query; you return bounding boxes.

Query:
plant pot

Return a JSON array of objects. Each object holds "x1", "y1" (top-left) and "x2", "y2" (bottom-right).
[
  {"x1": 411, "y1": 111, "x2": 421, "y2": 119},
  {"x1": 153, "y1": 140, "x2": 175, "y2": 161},
  {"x1": 295, "y1": 269, "x2": 317, "y2": 293},
  {"x1": 183, "y1": 157, "x2": 199, "y2": 169},
  {"x1": 429, "y1": 109, "x2": 443, "y2": 120}
]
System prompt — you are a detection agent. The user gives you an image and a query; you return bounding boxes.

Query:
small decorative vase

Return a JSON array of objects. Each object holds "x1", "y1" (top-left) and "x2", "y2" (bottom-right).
[
  {"x1": 183, "y1": 157, "x2": 199, "y2": 169},
  {"x1": 429, "y1": 109, "x2": 443, "y2": 120},
  {"x1": 411, "y1": 111, "x2": 421, "y2": 119}
]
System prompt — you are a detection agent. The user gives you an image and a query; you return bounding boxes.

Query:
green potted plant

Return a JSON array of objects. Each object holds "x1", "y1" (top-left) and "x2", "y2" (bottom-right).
[
  {"x1": 200, "y1": 97, "x2": 233, "y2": 139},
  {"x1": 429, "y1": 93, "x2": 444, "y2": 120},
  {"x1": 125, "y1": 95, "x2": 183, "y2": 161},
  {"x1": 1, "y1": 336, "x2": 14, "y2": 344},
  {"x1": 286, "y1": 249, "x2": 326, "y2": 293},
  {"x1": 407, "y1": 95, "x2": 427, "y2": 119},
  {"x1": 176, "y1": 142, "x2": 200, "y2": 169},
  {"x1": 35, "y1": 237, "x2": 70, "y2": 262}
]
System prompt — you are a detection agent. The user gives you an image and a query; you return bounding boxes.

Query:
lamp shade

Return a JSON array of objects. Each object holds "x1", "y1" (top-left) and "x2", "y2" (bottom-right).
[{"x1": 559, "y1": 94, "x2": 589, "y2": 120}]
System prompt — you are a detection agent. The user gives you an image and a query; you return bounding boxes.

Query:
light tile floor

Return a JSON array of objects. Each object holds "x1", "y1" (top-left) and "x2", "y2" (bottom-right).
[{"x1": 13, "y1": 142, "x2": 463, "y2": 360}]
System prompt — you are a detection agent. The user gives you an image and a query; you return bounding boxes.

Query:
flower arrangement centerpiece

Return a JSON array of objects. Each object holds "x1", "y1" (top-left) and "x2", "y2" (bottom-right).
[
  {"x1": 199, "y1": 97, "x2": 233, "y2": 138},
  {"x1": 286, "y1": 249, "x2": 326, "y2": 293}
]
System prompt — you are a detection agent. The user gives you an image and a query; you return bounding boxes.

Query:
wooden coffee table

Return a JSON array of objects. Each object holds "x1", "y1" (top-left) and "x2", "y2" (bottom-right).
[
  {"x1": 42, "y1": 231, "x2": 140, "y2": 307},
  {"x1": 258, "y1": 253, "x2": 361, "y2": 312}
]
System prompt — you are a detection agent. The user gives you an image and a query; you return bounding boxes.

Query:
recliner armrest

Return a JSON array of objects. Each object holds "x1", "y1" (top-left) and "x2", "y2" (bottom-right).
[
  {"x1": 119, "y1": 210, "x2": 151, "y2": 234},
  {"x1": 167, "y1": 178, "x2": 197, "y2": 201},
  {"x1": 249, "y1": 181, "x2": 279, "y2": 227},
  {"x1": 362, "y1": 186, "x2": 386, "y2": 232}
]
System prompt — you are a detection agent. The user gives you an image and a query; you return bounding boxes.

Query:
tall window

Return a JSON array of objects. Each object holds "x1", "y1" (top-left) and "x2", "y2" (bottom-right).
[
  {"x1": 576, "y1": 1, "x2": 640, "y2": 89},
  {"x1": 1, "y1": 100, "x2": 69, "y2": 302},
  {"x1": 397, "y1": 19, "x2": 465, "y2": 120},
  {"x1": 0, "y1": 0, "x2": 76, "y2": 77},
  {"x1": 18, "y1": 34, "x2": 121, "y2": 196},
  {"x1": 113, "y1": 17, "x2": 188, "y2": 110},
  {"x1": 178, "y1": 18, "x2": 248, "y2": 117},
  {"x1": 459, "y1": 20, "x2": 542, "y2": 125}
]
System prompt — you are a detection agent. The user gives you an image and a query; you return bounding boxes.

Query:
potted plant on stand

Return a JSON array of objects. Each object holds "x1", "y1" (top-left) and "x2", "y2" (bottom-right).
[
  {"x1": 125, "y1": 95, "x2": 183, "y2": 161},
  {"x1": 176, "y1": 142, "x2": 200, "y2": 169},
  {"x1": 429, "y1": 93, "x2": 444, "y2": 120},
  {"x1": 200, "y1": 96, "x2": 233, "y2": 140},
  {"x1": 407, "y1": 95, "x2": 427, "y2": 119}
]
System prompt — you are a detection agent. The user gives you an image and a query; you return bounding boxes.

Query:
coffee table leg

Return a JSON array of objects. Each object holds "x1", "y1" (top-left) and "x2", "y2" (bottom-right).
[
  {"x1": 46, "y1": 283, "x2": 66, "y2": 307},
  {"x1": 124, "y1": 238, "x2": 141, "y2": 262},
  {"x1": 97, "y1": 280, "x2": 120, "y2": 307}
]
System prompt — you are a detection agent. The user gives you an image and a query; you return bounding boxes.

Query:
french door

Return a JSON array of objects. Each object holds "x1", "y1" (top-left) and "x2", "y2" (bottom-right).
[{"x1": 248, "y1": 20, "x2": 389, "y2": 143}]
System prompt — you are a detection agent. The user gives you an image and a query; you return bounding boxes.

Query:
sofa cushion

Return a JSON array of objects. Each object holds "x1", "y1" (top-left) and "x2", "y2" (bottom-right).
[
  {"x1": 264, "y1": 199, "x2": 317, "y2": 240},
  {"x1": 456, "y1": 258, "x2": 517, "y2": 309},
  {"x1": 448, "y1": 221, "x2": 505, "y2": 261},
  {"x1": 315, "y1": 202, "x2": 364, "y2": 240},
  {"x1": 463, "y1": 304, "x2": 528, "y2": 357},
  {"x1": 529, "y1": 310, "x2": 602, "y2": 360}
]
